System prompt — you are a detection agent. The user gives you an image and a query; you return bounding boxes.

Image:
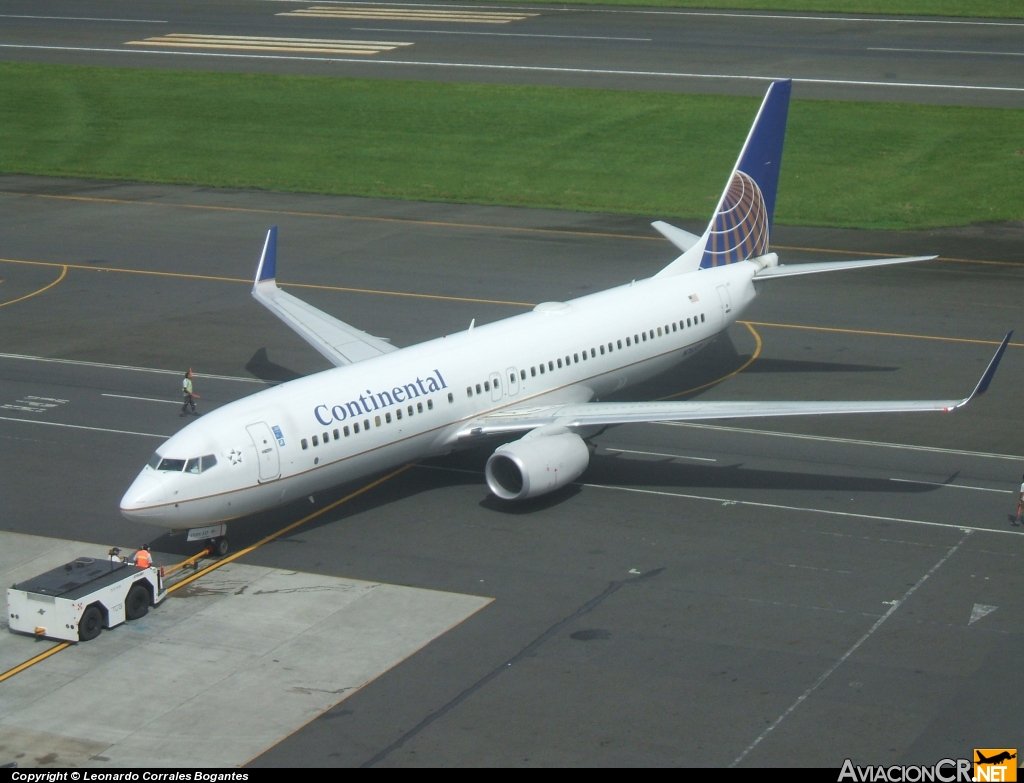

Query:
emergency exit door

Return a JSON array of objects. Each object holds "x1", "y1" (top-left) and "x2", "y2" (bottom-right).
[{"x1": 246, "y1": 422, "x2": 281, "y2": 482}]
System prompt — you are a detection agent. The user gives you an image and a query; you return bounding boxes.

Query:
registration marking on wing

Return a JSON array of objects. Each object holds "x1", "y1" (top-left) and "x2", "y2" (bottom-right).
[
  {"x1": 277, "y1": 6, "x2": 537, "y2": 24},
  {"x1": 125, "y1": 34, "x2": 414, "y2": 55}
]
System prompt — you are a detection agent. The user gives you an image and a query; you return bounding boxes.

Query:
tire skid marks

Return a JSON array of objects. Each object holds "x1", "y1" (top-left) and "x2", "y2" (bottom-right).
[
  {"x1": 126, "y1": 33, "x2": 414, "y2": 56},
  {"x1": 278, "y1": 5, "x2": 536, "y2": 23}
]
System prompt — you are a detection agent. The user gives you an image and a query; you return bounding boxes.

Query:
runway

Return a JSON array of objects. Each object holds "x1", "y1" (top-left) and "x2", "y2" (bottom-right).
[
  {"x1": 0, "y1": 175, "x2": 1021, "y2": 766},
  {"x1": 0, "y1": 0, "x2": 1022, "y2": 106}
]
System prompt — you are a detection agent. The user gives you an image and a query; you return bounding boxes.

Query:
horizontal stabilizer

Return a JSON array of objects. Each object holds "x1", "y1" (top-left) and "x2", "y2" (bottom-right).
[
  {"x1": 753, "y1": 255, "x2": 936, "y2": 279},
  {"x1": 252, "y1": 227, "x2": 398, "y2": 367},
  {"x1": 652, "y1": 221, "x2": 701, "y2": 252}
]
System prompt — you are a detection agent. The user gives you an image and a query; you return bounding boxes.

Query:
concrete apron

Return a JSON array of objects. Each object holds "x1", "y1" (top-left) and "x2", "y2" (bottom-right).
[{"x1": 0, "y1": 531, "x2": 492, "y2": 767}]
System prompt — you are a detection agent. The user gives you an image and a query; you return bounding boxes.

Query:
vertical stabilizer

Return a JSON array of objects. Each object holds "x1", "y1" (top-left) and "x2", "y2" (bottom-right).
[{"x1": 656, "y1": 79, "x2": 791, "y2": 277}]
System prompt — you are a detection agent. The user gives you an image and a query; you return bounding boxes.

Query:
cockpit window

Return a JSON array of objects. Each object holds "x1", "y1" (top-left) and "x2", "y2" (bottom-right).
[
  {"x1": 157, "y1": 458, "x2": 186, "y2": 472},
  {"x1": 148, "y1": 453, "x2": 162, "y2": 470},
  {"x1": 184, "y1": 454, "x2": 218, "y2": 475}
]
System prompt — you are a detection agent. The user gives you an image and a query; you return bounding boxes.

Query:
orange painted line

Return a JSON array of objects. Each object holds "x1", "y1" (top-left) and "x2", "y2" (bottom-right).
[
  {"x1": 0, "y1": 264, "x2": 67, "y2": 308},
  {"x1": 740, "y1": 320, "x2": 1023, "y2": 348},
  {"x1": 658, "y1": 321, "x2": 762, "y2": 400}
]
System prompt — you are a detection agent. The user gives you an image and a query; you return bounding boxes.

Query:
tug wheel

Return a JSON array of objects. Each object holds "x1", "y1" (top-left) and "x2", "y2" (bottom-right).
[{"x1": 79, "y1": 605, "x2": 103, "y2": 641}]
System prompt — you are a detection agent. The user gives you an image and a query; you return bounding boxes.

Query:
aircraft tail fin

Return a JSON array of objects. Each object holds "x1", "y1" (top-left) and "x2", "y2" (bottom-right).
[{"x1": 656, "y1": 79, "x2": 792, "y2": 277}]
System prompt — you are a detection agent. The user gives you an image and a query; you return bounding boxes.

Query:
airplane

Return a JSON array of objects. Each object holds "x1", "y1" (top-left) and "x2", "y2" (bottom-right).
[
  {"x1": 120, "y1": 79, "x2": 1012, "y2": 554},
  {"x1": 976, "y1": 751, "x2": 1017, "y2": 765}
]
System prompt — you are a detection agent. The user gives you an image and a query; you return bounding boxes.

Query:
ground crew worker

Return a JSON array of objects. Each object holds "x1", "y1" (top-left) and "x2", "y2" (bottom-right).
[
  {"x1": 134, "y1": 545, "x2": 152, "y2": 568},
  {"x1": 108, "y1": 547, "x2": 123, "y2": 564},
  {"x1": 181, "y1": 367, "x2": 200, "y2": 416},
  {"x1": 1015, "y1": 474, "x2": 1024, "y2": 526}
]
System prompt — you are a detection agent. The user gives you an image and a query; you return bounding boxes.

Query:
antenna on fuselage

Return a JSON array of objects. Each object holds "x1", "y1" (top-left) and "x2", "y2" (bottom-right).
[{"x1": 469, "y1": 318, "x2": 475, "y2": 331}]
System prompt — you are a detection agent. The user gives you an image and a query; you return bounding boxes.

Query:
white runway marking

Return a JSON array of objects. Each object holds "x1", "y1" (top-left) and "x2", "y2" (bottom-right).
[
  {"x1": 604, "y1": 447, "x2": 716, "y2": 462},
  {"x1": 870, "y1": 46, "x2": 1024, "y2": 57},
  {"x1": 0, "y1": 14, "x2": 167, "y2": 23},
  {"x1": 969, "y1": 603, "x2": 997, "y2": 625},
  {"x1": 729, "y1": 529, "x2": 972, "y2": 767},
  {"x1": 262, "y1": 1, "x2": 1024, "y2": 27},
  {"x1": 2, "y1": 43, "x2": 1022, "y2": 94},
  {"x1": 0, "y1": 351, "x2": 266, "y2": 383},
  {"x1": 128, "y1": 34, "x2": 414, "y2": 56},
  {"x1": 583, "y1": 483, "x2": 1024, "y2": 537},
  {"x1": 102, "y1": 393, "x2": 182, "y2": 405},
  {"x1": 351, "y1": 26, "x2": 651, "y2": 40},
  {"x1": 278, "y1": 5, "x2": 535, "y2": 23},
  {"x1": 662, "y1": 421, "x2": 1024, "y2": 462},
  {"x1": 0, "y1": 415, "x2": 168, "y2": 439},
  {"x1": 889, "y1": 477, "x2": 1012, "y2": 493}
]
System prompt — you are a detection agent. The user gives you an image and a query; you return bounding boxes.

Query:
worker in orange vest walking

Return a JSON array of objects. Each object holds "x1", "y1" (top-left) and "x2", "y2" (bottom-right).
[{"x1": 134, "y1": 545, "x2": 153, "y2": 568}]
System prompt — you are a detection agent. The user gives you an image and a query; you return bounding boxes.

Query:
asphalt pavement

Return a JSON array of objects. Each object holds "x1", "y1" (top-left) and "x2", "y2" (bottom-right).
[
  {"x1": 0, "y1": 0, "x2": 1022, "y2": 105},
  {"x1": 0, "y1": 176, "x2": 1021, "y2": 766}
]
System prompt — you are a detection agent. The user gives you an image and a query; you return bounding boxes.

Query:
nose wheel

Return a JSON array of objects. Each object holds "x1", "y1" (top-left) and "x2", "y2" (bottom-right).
[{"x1": 210, "y1": 538, "x2": 230, "y2": 557}]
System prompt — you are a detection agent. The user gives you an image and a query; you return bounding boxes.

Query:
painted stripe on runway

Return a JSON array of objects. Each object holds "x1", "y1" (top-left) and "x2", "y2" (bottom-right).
[
  {"x1": 889, "y1": 477, "x2": 1012, "y2": 493},
  {"x1": 869, "y1": 46, "x2": 1024, "y2": 57},
  {"x1": 585, "y1": 483, "x2": 1023, "y2": 537},
  {"x1": 351, "y1": 26, "x2": 650, "y2": 40},
  {"x1": 261, "y1": 1, "x2": 1024, "y2": 27},
  {"x1": 0, "y1": 352, "x2": 266, "y2": 384},
  {"x1": 604, "y1": 447, "x2": 716, "y2": 462},
  {"x1": 0, "y1": 14, "x2": 167, "y2": 23},
  {"x1": 0, "y1": 415, "x2": 169, "y2": 439},
  {"x1": 278, "y1": 6, "x2": 535, "y2": 23},
  {"x1": 128, "y1": 34, "x2": 413, "y2": 55},
  {"x1": 4, "y1": 43, "x2": 1021, "y2": 93},
  {"x1": 102, "y1": 393, "x2": 183, "y2": 405},
  {"x1": 661, "y1": 422, "x2": 1024, "y2": 462}
]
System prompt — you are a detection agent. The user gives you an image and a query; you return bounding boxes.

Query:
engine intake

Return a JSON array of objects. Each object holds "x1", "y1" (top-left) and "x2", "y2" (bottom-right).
[{"x1": 485, "y1": 432, "x2": 590, "y2": 501}]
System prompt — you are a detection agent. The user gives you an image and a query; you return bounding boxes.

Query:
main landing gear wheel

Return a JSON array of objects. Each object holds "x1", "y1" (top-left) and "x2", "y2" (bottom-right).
[
  {"x1": 212, "y1": 538, "x2": 229, "y2": 557},
  {"x1": 78, "y1": 605, "x2": 103, "y2": 642},
  {"x1": 125, "y1": 583, "x2": 150, "y2": 621}
]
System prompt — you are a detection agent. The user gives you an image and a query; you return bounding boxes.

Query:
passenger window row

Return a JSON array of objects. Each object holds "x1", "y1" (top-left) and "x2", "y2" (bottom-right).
[
  {"x1": 301, "y1": 397, "x2": 438, "y2": 450},
  {"x1": 524, "y1": 313, "x2": 706, "y2": 379}
]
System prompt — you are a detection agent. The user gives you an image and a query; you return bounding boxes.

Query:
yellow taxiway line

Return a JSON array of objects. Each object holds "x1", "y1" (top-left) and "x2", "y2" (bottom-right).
[{"x1": 0, "y1": 264, "x2": 67, "y2": 309}]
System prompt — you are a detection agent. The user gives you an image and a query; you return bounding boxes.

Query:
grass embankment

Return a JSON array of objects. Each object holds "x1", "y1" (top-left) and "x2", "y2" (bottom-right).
[
  {"x1": 483, "y1": 0, "x2": 1022, "y2": 18},
  {"x1": 1, "y1": 63, "x2": 1021, "y2": 230}
]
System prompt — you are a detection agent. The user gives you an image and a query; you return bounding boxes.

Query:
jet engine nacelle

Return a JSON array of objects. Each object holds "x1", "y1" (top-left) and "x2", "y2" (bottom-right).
[{"x1": 485, "y1": 431, "x2": 590, "y2": 501}]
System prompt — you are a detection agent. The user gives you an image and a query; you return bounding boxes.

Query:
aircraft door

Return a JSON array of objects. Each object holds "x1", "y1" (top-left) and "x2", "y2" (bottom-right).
[
  {"x1": 246, "y1": 422, "x2": 281, "y2": 482},
  {"x1": 489, "y1": 372, "x2": 502, "y2": 401},
  {"x1": 716, "y1": 285, "x2": 733, "y2": 325},
  {"x1": 506, "y1": 367, "x2": 520, "y2": 396}
]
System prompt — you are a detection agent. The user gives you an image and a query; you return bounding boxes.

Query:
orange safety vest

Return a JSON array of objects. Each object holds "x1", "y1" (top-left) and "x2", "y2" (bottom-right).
[{"x1": 135, "y1": 550, "x2": 152, "y2": 568}]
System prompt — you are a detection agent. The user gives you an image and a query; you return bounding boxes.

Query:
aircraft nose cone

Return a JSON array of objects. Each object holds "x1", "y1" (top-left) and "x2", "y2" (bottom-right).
[{"x1": 119, "y1": 472, "x2": 168, "y2": 522}]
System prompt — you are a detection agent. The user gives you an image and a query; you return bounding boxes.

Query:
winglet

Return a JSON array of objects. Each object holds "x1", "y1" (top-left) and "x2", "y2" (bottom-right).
[
  {"x1": 954, "y1": 331, "x2": 1012, "y2": 409},
  {"x1": 254, "y1": 226, "x2": 277, "y2": 287}
]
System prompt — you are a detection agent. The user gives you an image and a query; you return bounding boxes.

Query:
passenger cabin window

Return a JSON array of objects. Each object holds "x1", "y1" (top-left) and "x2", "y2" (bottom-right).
[
  {"x1": 417, "y1": 402, "x2": 423, "y2": 413},
  {"x1": 344, "y1": 426, "x2": 350, "y2": 436},
  {"x1": 353, "y1": 423, "x2": 360, "y2": 434},
  {"x1": 385, "y1": 412, "x2": 392, "y2": 423},
  {"x1": 312, "y1": 435, "x2": 319, "y2": 446},
  {"x1": 484, "y1": 381, "x2": 490, "y2": 392},
  {"x1": 687, "y1": 317, "x2": 691, "y2": 327},
  {"x1": 448, "y1": 392, "x2": 454, "y2": 403},
  {"x1": 642, "y1": 333, "x2": 647, "y2": 342},
  {"x1": 672, "y1": 323, "x2": 677, "y2": 332},
  {"x1": 650, "y1": 330, "x2": 654, "y2": 339},
  {"x1": 657, "y1": 327, "x2": 662, "y2": 336},
  {"x1": 494, "y1": 378, "x2": 500, "y2": 389},
  {"x1": 476, "y1": 384, "x2": 482, "y2": 394},
  {"x1": 375, "y1": 416, "x2": 381, "y2": 427},
  {"x1": 565, "y1": 356, "x2": 570, "y2": 366},
  {"x1": 600, "y1": 345, "x2": 605, "y2": 355},
  {"x1": 616, "y1": 340, "x2": 621, "y2": 350},
  {"x1": 333, "y1": 429, "x2": 340, "y2": 440},
  {"x1": 574, "y1": 353, "x2": 579, "y2": 363},
  {"x1": 396, "y1": 409, "x2": 402, "y2": 420},
  {"x1": 626, "y1": 337, "x2": 631, "y2": 346},
  {"x1": 301, "y1": 439, "x2": 309, "y2": 450},
  {"x1": 323, "y1": 432, "x2": 329, "y2": 442},
  {"x1": 531, "y1": 367, "x2": 536, "y2": 377},
  {"x1": 701, "y1": 314, "x2": 705, "y2": 322},
  {"x1": 407, "y1": 405, "x2": 414, "y2": 416},
  {"x1": 539, "y1": 364, "x2": 545, "y2": 374},
  {"x1": 548, "y1": 361, "x2": 554, "y2": 371},
  {"x1": 427, "y1": 399, "x2": 434, "y2": 410},
  {"x1": 590, "y1": 348, "x2": 596, "y2": 358},
  {"x1": 363, "y1": 419, "x2": 370, "y2": 431},
  {"x1": 520, "y1": 370, "x2": 526, "y2": 380}
]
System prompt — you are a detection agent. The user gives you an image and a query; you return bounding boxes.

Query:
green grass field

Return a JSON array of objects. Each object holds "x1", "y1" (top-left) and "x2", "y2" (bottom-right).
[
  {"x1": 1, "y1": 63, "x2": 1021, "y2": 230},
  {"x1": 481, "y1": 0, "x2": 1021, "y2": 18}
]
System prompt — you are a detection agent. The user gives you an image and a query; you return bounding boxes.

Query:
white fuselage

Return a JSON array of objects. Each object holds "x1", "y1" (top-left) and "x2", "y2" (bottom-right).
[{"x1": 120, "y1": 261, "x2": 758, "y2": 527}]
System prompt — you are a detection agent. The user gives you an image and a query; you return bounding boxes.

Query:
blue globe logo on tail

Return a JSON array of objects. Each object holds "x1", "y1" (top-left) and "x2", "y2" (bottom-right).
[{"x1": 701, "y1": 170, "x2": 769, "y2": 268}]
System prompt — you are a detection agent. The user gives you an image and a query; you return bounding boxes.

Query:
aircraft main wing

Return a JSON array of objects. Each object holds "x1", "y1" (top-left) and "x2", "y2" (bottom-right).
[
  {"x1": 450, "y1": 332, "x2": 1012, "y2": 441},
  {"x1": 251, "y1": 227, "x2": 398, "y2": 367}
]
